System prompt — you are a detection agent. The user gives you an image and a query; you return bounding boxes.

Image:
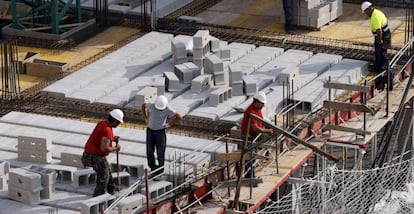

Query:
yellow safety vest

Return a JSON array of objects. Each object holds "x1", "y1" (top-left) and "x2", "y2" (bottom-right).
[{"x1": 370, "y1": 9, "x2": 389, "y2": 36}]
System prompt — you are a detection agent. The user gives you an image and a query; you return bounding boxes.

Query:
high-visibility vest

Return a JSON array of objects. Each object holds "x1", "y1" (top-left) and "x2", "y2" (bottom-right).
[{"x1": 370, "y1": 9, "x2": 389, "y2": 36}]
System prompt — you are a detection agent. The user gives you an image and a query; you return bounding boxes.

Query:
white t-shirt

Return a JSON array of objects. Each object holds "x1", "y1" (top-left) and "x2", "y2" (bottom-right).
[{"x1": 145, "y1": 103, "x2": 176, "y2": 130}]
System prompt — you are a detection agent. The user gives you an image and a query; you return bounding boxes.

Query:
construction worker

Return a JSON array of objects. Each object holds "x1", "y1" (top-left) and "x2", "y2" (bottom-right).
[
  {"x1": 361, "y1": 1, "x2": 393, "y2": 90},
  {"x1": 142, "y1": 95, "x2": 182, "y2": 176},
  {"x1": 81, "y1": 109, "x2": 123, "y2": 196},
  {"x1": 240, "y1": 91, "x2": 274, "y2": 178},
  {"x1": 283, "y1": 0, "x2": 298, "y2": 33}
]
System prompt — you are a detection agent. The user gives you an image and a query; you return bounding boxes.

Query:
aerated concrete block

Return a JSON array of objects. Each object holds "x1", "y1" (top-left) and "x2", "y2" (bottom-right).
[
  {"x1": 204, "y1": 54, "x2": 224, "y2": 74},
  {"x1": 229, "y1": 64, "x2": 243, "y2": 84},
  {"x1": 80, "y1": 193, "x2": 115, "y2": 214},
  {"x1": 61, "y1": 152, "x2": 84, "y2": 168},
  {"x1": 139, "y1": 180, "x2": 173, "y2": 201},
  {"x1": 72, "y1": 168, "x2": 96, "y2": 188},
  {"x1": 193, "y1": 30, "x2": 210, "y2": 48},
  {"x1": 135, "y1": 86, "x2": 157, "y2": 107},
  {"x1": 183, "y1": 62, "x2": 202, "y2": 78},
  {"x1": 0, "y1": 175, "x2": 8, "y2": 190},
  {"x1": 171, "y1": 40, "x2": 187, "y2": 59},
  {"x1": 110, "y1": 163, "x2": 144, "y2": 178},
  {"x1": 209, "y1": 87, "x2": 232, "y2": 106},
  {"x1": 152, "y1": 77, "x2": 165, "y2": 95},
  {"x1": 111, "y1": 171, "x2": 130, "y2": 187},
  {"x1": 191, "y1": 74, "x2": 212, "y2": 93},
  {"x1": 44, "y1": 164, "x2": 77, "y2": 182},
  {"x1": 209, "y1": 36, "x2": 220, "y2": 52},
  {"x1": 213, "y1": 72, "x2": 226, "y2": 86},
  {"x1": 28, "y1": 165, "x2": 57, "y2": 199},
  {"x1": 18, "y1": 135, "x2": 52, "y2": 151},
  {"x1": 8, "y1": 168, "x2": 42, "y2": 192},
  {"x1": 0, "y1": 161, "x2": 10, "y2": 176},
  {"x1": 231, "y1": 83, "x2": 244, "y2": 96},
  {"x1": 174, "y1": 64, "x2": 193, "y2": 84},
  {"x1": 164, "y1": 72, "x2": 179, "y2": 92},
  {"x1": 117, "y1": 193, "x2": 145, "y2": 214},
  {"x1": 220, "y1": 43, "x2": 231, "y2": 61},
  {"x1": 243, "y1": 76, "x2": 258, "y2": 95},
  {"x1": 8, "y1": 185, "x2": 41, "y2": 205},
  {"x1": 279, "y1": 66, "x2": 299, "y2": 85}
]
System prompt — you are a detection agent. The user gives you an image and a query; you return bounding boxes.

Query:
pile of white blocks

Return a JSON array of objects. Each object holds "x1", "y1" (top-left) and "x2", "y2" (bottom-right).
[
  {"x1": 17, "y1": 135, "x2": 52, "y2": 164},
  {"x1": 291, "y1": 0, "x2": 343, "y2": 29},
  {"x1": 0, "y1": 161, "x2": 9, "y2": 190},
  {"x1": 204, "y1": 54, "x2": 226, "y2": 85}
]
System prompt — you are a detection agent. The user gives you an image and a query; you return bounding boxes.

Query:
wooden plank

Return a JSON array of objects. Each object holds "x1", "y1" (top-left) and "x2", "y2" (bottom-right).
[
  {"x1": 217, "y1": 152, "x2": 267, "y2": 162},
  {"x1": 218, "y1": 178, "x2": 263, "y2": 188},
  {"x1": 323, "y1": 82, "x2": 370, "y2": 92},
  {"x1": 323, "y1": 100, "x2": 376, "y2": 114},
  {"x1": 324, "y1": 124, "x2": 371, "y2": 135}
]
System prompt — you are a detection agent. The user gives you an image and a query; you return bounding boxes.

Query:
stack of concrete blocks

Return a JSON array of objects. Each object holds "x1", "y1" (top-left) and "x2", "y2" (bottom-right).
[
  {"x1": 208, "y1": 86, "x2": 232, "y2": 107},
  {"x1": 8, "y1": 168, "x2": 43, "y2": 205},
  {"x1": 139, "y1": 180, "x2": 173, "y2": 202},
  {"x1": 229, "y1": 64, "x2": 244, "y2": 96},
  {"x1": 171, "y1": 36, "x2": 190, "y2": 65},
  {"x1": 17, "y1": 135, "x2": 52, "y2": 164},
  {"x1": 117, "y1": 193, "x2": 146, "y2": 214},
  {"x1": 204, "y1": 54, "x2": 225, "y2": 85},
  {"x1": 164, "y1": 71, "x2": 179, "y2": 92},
  {"x1": 174, "y1": 62, "x2": 201, "y2": 84},
  {"x1": 292, "y1": 0, "x2": 343, "y2": 29},
  {"x1": 80, "y1": 193, "x2": 115, "y2": 214},
  {"x1": 135, "y1": 86, "x2": 157, "y2": 107},
  {"x1": 0, "y1": 161, "x2": 10, "y2": 190},
  {"x1": 28, "y1": 166, "x2": 57, "y2": 199},
  {"x1": 191, "y1": 74, "x2": 213, "y2": 93},
  {"x1": 192, "y1": 30, "x2": 211, "y2": 69}
]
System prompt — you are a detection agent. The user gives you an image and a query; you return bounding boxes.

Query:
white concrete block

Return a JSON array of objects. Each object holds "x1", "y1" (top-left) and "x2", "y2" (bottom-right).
[
  {"x1": 80, "y1": 193, "x2": 116, "y2": 214},
  {"x1": 193, "y1": 30, "x2": 210, "y2": 48},
  {"x1": 117, "y1": 193, "x2": 146, "y2": 214},
  {"x1": 61, "y1": 152, "x2": 84, "y2": 168},
  {"x1": 243, "y1": 76, "x2": 258, "y2": 95},
  {"x1": 135, "y1": 86, "x2": 158, "y2": 107},
  {"x1": 0, "y1": 161, "x2": 10, "y2": 176},
  {"x1": 8, "y1": 168, "x2": 42, "y2": 192},
  {"x1": 8, "y1": 185, "x2": 41, "y2": 205},
  {"x1": 18, "y1": 135, "x2": 51, "y2": 151},
  {"x1": 72, "y1": 168, "x2": 96, "y2": 188},
  {"x1": 191, "y1": 74, "x2": 212, "y2": 93},
  {"x1": 164, "y1": 72, "x2": 179, "y2": 92}
]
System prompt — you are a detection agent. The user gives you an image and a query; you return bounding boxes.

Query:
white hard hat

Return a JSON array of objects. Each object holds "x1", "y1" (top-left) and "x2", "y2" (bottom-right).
[
  {"x1": 109, "y1": 109, "x2": 124, "y2": 123},
  {"x1": 155, "y1": 95, "x2": 168, "y2": 110},
  {"x1": 361, "y1": 1, "x2": 372, "y2": 12},
  {"x1": 253, "y1": 91, "x2": 267, "y2": 104}
]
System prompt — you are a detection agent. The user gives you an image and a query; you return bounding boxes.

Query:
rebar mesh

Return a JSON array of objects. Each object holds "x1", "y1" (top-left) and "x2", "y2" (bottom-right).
[{"x1": 256, "y1": 158, "x2": 414, "y2": 214}]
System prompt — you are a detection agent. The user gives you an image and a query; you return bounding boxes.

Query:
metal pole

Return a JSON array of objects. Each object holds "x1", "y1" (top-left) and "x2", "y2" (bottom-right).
[{"x1": 145, "y1": 169, "x2": 151, "y2": 213}]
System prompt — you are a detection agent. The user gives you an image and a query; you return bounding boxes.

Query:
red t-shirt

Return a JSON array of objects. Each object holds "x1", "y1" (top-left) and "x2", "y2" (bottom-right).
[
  {"x1": 240, "y1": 104, "x2": 263, "y2": 136},
  {"x1": 84, "y1": 120, "x2": 114, "y2": 157}
]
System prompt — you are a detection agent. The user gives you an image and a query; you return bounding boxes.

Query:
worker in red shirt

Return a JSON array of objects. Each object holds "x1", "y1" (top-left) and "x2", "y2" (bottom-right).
[
  {"x1": 240, "y1": 91, "x2": 274, "y2": 178},
  {"x1": 82, "y1": 109, "x2": 123, "y2": 196}
]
